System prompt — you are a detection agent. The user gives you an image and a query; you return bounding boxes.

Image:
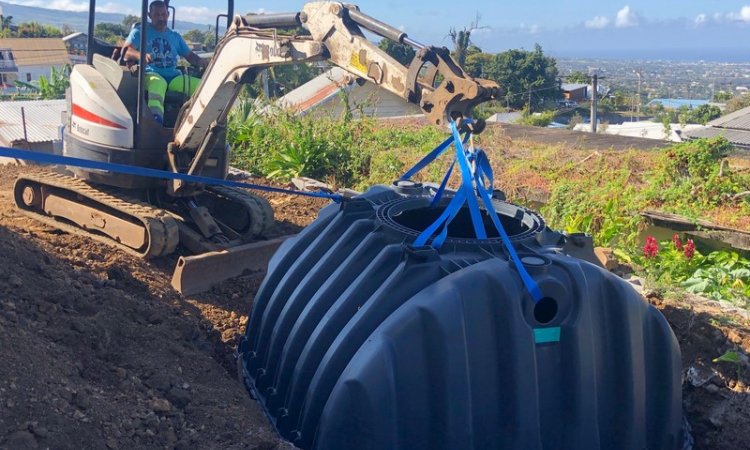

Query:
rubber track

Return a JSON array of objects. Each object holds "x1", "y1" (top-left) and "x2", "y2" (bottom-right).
[
  {"x1": 205, "y1": 185, "x2": 275, "y2": 240},
  {"x1": 15, "y1": 172, "x2": 179, "y2": 258}
]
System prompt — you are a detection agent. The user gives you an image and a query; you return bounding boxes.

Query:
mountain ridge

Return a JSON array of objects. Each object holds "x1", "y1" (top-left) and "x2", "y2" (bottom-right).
[{"x1": 0, "y1": 1, "x2": 211, "y2": 34}]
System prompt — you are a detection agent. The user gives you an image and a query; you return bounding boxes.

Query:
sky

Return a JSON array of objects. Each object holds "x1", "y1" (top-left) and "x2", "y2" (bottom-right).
[{"x1": 4, "y1": 1, "x2": 750, "y2": 59}]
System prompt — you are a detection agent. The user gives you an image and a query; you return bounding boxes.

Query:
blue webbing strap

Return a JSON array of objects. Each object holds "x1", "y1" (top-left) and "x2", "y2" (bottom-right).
[
  {"x1": 474, "y1": 149, "x2": 494, "y2": 191},
  {"x1": 414, "y1": 188, "x2": 466, "y2": 247},
  {"x1": 399, "y1": 135, "x2": 453, "y2": 181},
  {"x1": 399, "y1": 133, "x2": 470, "y2": 182},
  {"x1": 0, "y1": 147, "x2": 343, "y2": 202},
  {"x1": 475, "y1": 178, "x2": 543, "y2": 302},
  {"x1": 430, "y1": 159, "x2": 455, "y2": 208},
  {"x1": 450, "y1": 122, "x2": 487, "y2": 240},
  {"x1": 412, "y1": 122, "x2": 544, "y2": 303}
]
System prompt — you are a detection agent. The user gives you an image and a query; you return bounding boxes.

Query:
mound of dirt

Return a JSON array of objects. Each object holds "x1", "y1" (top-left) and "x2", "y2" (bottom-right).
[{"x1": 0, "y1": 165, "x2": 327, "y2": 449}]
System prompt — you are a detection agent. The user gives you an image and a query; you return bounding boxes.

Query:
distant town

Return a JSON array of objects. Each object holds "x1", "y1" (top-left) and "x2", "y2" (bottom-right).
[{"x1": 557, "y1": 58, "x2": 750, "y2": 103}]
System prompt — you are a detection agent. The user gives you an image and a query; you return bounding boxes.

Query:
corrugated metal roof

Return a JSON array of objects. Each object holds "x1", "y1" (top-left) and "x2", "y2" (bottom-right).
[
  {"x1": 706, "y1": 105, "x2": 750, "y2": 130},
  {"x1": 276, "y1": 67, "x2": 355, "y2": 113},
  {"x1": 0, "y1": 99, "x2": 65, "y2": 144},
  {"x1": 0, "y1": 38, "x2": 70, "y2": 66},
  {"x1": 684, "y1": 126, "x2": 750, "y2": 146},
  {"x1": 561, "y1": 83, "x2": 587, "y2": 91},
  {"x1": 62, "y1": 32, "x2": 85, "y2": 42}
]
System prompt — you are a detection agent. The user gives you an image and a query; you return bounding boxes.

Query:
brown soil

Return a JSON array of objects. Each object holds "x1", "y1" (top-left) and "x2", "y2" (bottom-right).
[
  {"x1": 1, "y1": 157, "x2": 749, "y2": 449},
  {"x1": 0, "y1": 164, "x2": 325, "y2": 450}
]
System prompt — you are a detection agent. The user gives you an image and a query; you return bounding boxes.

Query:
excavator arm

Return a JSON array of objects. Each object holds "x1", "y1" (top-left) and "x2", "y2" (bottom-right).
[{"x1": 168, "y1": 1, "x2": 499, "y2": 195}]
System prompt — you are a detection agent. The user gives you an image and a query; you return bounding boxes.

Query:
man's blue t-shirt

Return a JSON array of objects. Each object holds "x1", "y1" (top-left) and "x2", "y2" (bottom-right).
[{"x1": 125, "y1": 23, "x2": 190, "y2": 81}]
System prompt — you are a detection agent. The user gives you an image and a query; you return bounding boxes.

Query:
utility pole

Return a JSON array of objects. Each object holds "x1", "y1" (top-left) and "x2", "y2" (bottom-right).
[
  {"x1": 528, "y1": 84, "x2": 532, "y2": 113},
  {"x1": 635, "y1": 70, "x2": 642, "y2": 118},
  {"x1": 590, "y1": 74, "x2": 598, "y2": 133},
  {"x1": 260, "y1": 69, "x2": 270, "y2": 99}
]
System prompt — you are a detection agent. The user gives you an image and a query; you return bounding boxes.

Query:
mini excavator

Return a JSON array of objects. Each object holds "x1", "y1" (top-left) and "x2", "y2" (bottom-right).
[{"x1": 13, "y1": 0, "x2": 499, "y2": 291}]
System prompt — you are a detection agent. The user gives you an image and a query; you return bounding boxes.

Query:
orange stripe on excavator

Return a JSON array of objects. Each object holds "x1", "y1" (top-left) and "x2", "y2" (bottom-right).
[{"x1": 72, "y1": 103, "x2": 127, "y2": 130}]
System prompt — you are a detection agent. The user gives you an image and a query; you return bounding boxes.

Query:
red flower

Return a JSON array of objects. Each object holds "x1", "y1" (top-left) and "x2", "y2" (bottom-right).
[
  {"x1": 643, "y1": 236, "x2": 659, "y2": 258},
  {"x1": 672, "y1": 233, "x2": 683, "y2": 250},
  {"x1": 684, "y1": 239, "x2": 696, "y2": 259}
]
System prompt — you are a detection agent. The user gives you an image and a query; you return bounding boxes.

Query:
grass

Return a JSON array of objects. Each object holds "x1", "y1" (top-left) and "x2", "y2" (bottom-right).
[{"x1": 228, "y1": 110, "x2": 750, "y2": 305}]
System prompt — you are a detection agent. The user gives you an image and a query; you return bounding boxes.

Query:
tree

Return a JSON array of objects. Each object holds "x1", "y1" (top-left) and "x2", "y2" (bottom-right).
[
  {"x1": 687, "y1": 104, "x2": 721, "y2": 125},
  {"x1": 448, "y1": 15, "x2": 483, "y2": 69},
  {"x1": 15, "y1": 21, "x2": 62, "y2": 38},
  {"x1": 122, "y1": 15, "x2": 140, "y2": 30},
  {"x1": 1, "y1": 14, "x2": 13, "y2": 30},
  {"x1": 566, "y1": 70, "x2": 589, "y2": 84},
  {"x1": 483, "y1": 44, "x2": 560, "y2": 110},
  {"x1": 94, "y1": 22, "x2": 128, "y2": 45},
  {"x1": 14, "y1": 65, "x2": 71, "y2": 99},
  {"x1": 726, "y1": 94, "x2": 750, "y2": 114},
  {"x1": 183, "y1": 29, "x2": 212, "y2": 51},
  {"x1": 61, "y1": 24, "x2": 75, "y2": 36},
  {"x1": 377, "y1": 38, "x2": 415, "y2": 66},
  {"x1": 268, "y1": 64, "x2": 316, "y2": 97},
  {"x1": 713, "y1": 91, "x2": 732, "y2": 103},
  {"x1": 463, "y1": 45, "x2": 491, "y2": 78}
]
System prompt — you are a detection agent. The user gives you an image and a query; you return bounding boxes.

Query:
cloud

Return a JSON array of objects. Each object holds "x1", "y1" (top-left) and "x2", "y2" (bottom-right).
[
  {"x1": 174, "y1": 6, "x2": 223, "y2": 24},
  {"x1": 694, "y1": 14, "x2": 707, "y2": 25},
  {"x1": 6, "y1": 0, "x2": 132, "y2": 13},
  {"x1": 726, "y1": 6, "x2": 750, "y2": 22},
  {"x1": 517, "y1": 23, "x2": 540, "y2": 33},
  {"x1": 584, "y1": 16, "x2": 610, "y2": 29},
  {"x1": 615, "y1": 5, "x2": 640, "y2": 28},
  {"x1": 471, "y1": 27, "x2": 492, "y2": 37},
  {"x1": 739, "y1": 6, "x2": 750, "y2": 22}
]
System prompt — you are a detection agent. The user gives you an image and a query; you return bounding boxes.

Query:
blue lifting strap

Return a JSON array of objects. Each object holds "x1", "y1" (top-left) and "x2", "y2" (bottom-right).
[
  {"x1": 409, "y1": 121, "x2": 544, "y2": 303},
  {"x1": 0, "y1": 147, "x2": 343, "y2": 202}
]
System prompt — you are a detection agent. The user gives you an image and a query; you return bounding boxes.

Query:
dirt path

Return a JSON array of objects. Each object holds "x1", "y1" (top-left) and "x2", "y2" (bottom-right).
[{"x1": 1, "y1": 162, "x2": 749, "y2": 449}]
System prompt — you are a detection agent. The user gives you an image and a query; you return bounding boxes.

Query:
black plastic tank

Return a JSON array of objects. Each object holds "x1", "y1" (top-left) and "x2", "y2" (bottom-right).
[{"x1": 238, "y1": 184, "x2": 687, "y2": 450}]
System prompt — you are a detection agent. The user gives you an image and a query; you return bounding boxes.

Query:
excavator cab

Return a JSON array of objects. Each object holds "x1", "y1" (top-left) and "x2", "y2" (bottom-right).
[{"x1": 58, "y1": 0, "x2": 238, "y2": 193}]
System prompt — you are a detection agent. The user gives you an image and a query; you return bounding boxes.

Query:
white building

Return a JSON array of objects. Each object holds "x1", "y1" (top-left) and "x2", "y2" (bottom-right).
[
  {"x1": 0, "y1": 38, "x2": 71, "y2": 87},
  {"x1": 573, "y1": 120, "x2": 703, "y2": 142}
]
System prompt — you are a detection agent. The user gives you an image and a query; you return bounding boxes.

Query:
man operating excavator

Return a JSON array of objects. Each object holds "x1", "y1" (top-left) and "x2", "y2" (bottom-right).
[{"x1": 123, "y1": 0, "x2": 207, "y2": 124}]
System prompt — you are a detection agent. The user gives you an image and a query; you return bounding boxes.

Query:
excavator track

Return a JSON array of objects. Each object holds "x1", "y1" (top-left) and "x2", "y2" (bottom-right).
[
  {"x1": 14, "y1": 172, "x2": 179, "y2": 258},
  {"x1": 201, "y1": 185, "x2": 275, "y2": 241}
]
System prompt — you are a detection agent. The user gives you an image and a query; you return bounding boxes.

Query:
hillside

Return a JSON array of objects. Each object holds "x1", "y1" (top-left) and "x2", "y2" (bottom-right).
[{"x1": 0, "y1": 1, "x2": 211, "y2": 33}]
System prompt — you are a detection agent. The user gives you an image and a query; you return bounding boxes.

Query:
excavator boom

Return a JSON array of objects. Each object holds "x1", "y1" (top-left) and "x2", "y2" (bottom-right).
[{"x1": 168, "y1": 2, "x2": 499, "y2": 195}]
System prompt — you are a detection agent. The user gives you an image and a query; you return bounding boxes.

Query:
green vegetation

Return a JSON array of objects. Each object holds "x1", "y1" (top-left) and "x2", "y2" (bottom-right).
[
  {"x1": 228, "y1": 104, "x2": 443, "y2": 188},
  {"x1": 228, "y1": 110, "x2": 750, "y2": 305},
  {"x1": 378, "y1": 38, "x2": 415, "y2": 66},
  {"x1": 517, "y1": 111, "x2": 555, "y2": 127},
  {"x1": 183, "y1": 28, "x2": 218, "y2": 51},
  {"x1": 649, "y1": 103, "x2": 722, "y2": 125},
  {"x1": 14, "y1": 65, "x2": 70, "y2": 99},
  {"x1": 725, "y1": 94, "x2": 750, "y2": 114},
  {"x1": 484, "y1": 44, "x2": 560, "y2": 110},
  {"x1": 565, "y1": 70, "x2": 589, "y2": 84}
]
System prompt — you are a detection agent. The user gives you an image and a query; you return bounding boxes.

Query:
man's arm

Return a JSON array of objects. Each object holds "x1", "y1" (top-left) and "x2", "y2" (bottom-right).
[
  {"x1": 123, "y1": 27, "x2": 151, "y2": 64},
  {"x1": 185, "y1": 51, "x2": 208, "y2": 69},
  {"x1": 124, "y1": 46, "x2": 152, "y2": 64}
]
